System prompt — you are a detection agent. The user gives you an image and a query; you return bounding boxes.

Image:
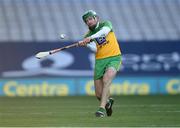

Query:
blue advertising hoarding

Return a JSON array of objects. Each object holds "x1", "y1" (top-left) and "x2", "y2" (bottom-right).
[
  {"x1": 0, "y1": 41, "x2": 180, "y2": 78},
  {"x1": 0, "y1": 77, "x2": 180, "y2": 96},
  {"x1": 0, "y1": 78, "x2": 77, "y2": 96},
  {"x1": 78, "y1": 77, "x2": 158, "y2": 95},
  {"x1": 0, "y1": 41, "x2": 179, "y2": 96},
  {"x1": 159, "y1": 78, "x2": 180, "y2": 95}
]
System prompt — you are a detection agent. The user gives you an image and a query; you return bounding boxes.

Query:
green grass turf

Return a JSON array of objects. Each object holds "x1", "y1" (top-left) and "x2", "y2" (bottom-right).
[{"x1": 0, "y1": 95, "x2": 180, "y2": 127}]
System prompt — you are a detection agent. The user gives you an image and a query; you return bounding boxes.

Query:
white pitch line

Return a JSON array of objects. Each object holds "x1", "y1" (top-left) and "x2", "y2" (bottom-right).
[
  {"x1": 151, "y1": 110, "x2": 180, "y2": 113},
  {"x1": 116, "y1": 104, "x2": 180, "y2": 107},
  {"x1": 0, "y1": 112, "x2": 55, "y2": 116}
]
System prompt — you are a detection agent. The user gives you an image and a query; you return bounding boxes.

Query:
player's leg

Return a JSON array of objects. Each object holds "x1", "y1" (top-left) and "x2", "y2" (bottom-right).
[
  {"x1": 94, "y1": 78, "x2": 106, "y2": 117},
  {"x1": 95, "y1": 67, "x2": 116, "y2": 117},
  {"x1": 94, "y1": 55, "x2": 121, "y2": 117},
  {"x1": 94, "y1": 58, "x2": 107, "y2": 117},
  {"x1": 101, "y1": 55, "x2": 121, "y2": 116},
  {"x1": 105, "y1": 97, "x2": 114, "y2": 116},
  {"x1": 100, "y1": 67, "x2": 117, "y2": 108},
  {"x1": 94, "y1": 78, "x2": 114, "y2": 117},
  {"x1": 94, "y1": 79, "x2": 103, "y2": 101},
  {"x1": 100, "y1": 84, "x2": 114, "y2": 116},
  {"x1": 94, "y1": 78, "x2": 112, "y2": 102}
]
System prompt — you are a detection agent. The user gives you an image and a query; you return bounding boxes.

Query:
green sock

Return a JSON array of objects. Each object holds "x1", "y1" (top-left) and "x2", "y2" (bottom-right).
[{"x1": 98, "y1": 107, "x2": 106, "y2": 113}]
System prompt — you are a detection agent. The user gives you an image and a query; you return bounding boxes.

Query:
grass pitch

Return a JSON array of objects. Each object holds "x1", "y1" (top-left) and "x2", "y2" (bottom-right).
[{"x1": 0, "y1": 95, "x2": 180, "y2": 127}]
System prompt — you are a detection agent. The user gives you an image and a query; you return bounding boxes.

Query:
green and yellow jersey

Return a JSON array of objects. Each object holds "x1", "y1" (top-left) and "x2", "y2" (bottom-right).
[{"x1": 85, "y1": 21, "x2": 121, "y2": 59}]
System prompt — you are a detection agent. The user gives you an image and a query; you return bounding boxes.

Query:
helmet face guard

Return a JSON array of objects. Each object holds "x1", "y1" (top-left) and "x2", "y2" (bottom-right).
[{"x1": 82, "y1": 10, "x2": 97, "y2": 23}]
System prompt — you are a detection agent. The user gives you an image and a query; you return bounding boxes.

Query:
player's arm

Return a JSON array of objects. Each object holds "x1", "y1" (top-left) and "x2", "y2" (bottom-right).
[
  {"x1": 78, "y1": 27, "x2": 110, "y2": 46},
  {"x1": 86, "y1": 27, "x2": 111, "y2": 52},
  {"x1": 79, "y1": 21, "x2": 112, "y2": 52},
  {"x1": 83, "y1": 21, "x2": 112, "y2": 43},
  {"x1": 91, "y1": 21, "x2": 112, "y2": 39},
  {"x1": 79, "y1": 38, "x2": 97, "y2": 52},
  {"x1": 79, "y1": 27, "x2": 110, "y2": 52},
  {"x1": 86, "y1": 41, "x2": 97, "y2": 52},
  {"x1": 90, "y1": 27, "x2": 111, "y2": 39}
]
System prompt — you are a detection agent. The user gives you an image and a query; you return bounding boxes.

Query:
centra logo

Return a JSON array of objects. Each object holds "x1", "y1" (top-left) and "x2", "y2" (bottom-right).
[
  {"x1": 3, "y1": 81, "x2": 69, "y2": 96},
  {"x1": 85, "y1": 80, "x2": 150, "y2": 95}
]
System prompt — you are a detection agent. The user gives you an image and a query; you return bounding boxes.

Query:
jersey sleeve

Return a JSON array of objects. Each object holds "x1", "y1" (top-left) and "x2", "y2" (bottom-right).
[{"x1": 103, "y1": 21, "x2": 113, "y2": 31}]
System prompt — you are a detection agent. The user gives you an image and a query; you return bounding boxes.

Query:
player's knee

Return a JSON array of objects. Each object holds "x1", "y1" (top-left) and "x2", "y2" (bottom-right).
[
  {"x1": 106, "y1": 68, "x2": 116, "y2": 78},
  {"x1": 103, "y1": 71, "x2": 116, "y2": 85},
  {"x1": 103, "y1": 76, "x2": 112, "y2": 85}
]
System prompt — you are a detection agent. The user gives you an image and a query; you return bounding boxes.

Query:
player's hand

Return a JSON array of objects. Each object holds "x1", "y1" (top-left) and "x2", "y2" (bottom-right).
[{"x1": 78, "y1": 37, "x2": 92, "y2": 46}]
